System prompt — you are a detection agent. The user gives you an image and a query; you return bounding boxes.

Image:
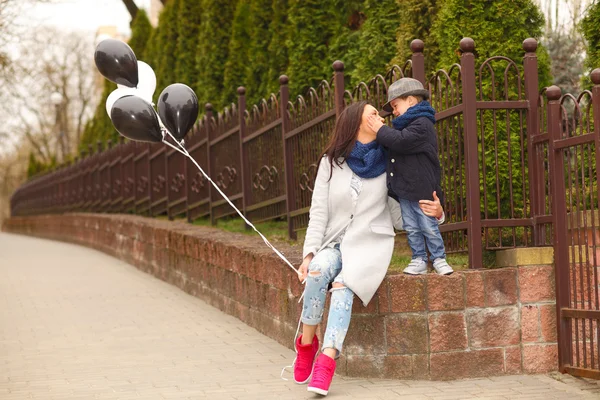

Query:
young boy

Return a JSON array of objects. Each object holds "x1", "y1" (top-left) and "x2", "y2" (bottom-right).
[{"x1": 367, "y1": 78, "x2": 453, "y2": 275}]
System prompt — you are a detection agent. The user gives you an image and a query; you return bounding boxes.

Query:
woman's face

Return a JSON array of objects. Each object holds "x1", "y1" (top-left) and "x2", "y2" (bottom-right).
[{"x1": 360, "y1": 105, "x2": 384, "y2": 137}]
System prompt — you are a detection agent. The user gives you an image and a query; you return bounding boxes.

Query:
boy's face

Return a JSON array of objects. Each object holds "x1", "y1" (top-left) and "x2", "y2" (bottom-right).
[{"x1": 390, "y1": 96, "x2": 417, "y2": 117}]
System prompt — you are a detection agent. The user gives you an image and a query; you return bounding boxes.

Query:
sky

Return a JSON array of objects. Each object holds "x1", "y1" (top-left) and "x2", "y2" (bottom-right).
[{"x1": 19, "y1": 0, "x2": 150, "y2": 39}]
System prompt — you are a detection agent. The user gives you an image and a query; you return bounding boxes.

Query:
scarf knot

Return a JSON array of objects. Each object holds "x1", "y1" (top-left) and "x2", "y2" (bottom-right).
[
  {"x1": 392, "y1": 101, "x2": 436, "y2": 130},
  {"x1": 346, "y1": 141, "x2": 386, "y2": 179}
]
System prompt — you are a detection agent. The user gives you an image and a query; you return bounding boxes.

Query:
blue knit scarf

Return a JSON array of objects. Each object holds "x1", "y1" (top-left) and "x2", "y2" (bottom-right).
[
  {"x1": 392, "y1": 101, "x2": 436, "y2": 130},
  {"x1": 345, "y1": 140, "x2": 386, "y2": 179}
]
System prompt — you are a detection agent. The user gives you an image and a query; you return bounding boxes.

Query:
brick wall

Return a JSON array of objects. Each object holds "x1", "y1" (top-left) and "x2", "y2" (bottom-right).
[{"x1": 3, "y1": 214, "x2": 558, "y2": 380}]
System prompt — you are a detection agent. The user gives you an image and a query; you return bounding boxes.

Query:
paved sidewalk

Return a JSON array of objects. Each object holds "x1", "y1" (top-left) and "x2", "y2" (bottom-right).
[{"x1": 1, "y1": 232, "x2": 599, "y2": 400}]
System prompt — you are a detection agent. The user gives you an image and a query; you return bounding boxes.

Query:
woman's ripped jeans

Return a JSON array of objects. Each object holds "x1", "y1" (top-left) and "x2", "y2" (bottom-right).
[{"x1": 301, "y1": 245, "x2": 354, "y2": 354}]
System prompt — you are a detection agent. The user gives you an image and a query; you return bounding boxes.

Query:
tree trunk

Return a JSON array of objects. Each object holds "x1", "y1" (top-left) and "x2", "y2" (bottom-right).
[{"x1": 121, "y1": 0, "x2": 138, "y2": 19}]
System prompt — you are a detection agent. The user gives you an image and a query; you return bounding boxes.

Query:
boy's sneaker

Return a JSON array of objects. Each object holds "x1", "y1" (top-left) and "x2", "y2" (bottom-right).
[
  {"x1": 293, "y1": 334, "x2": 319, "y2": 384},
  {"x1": 403, "y1": 258, "x2": 427, "y2": 275},
  {"x1": 307, "y1": 353, "x2": 336, "y2": 396},
  {"x1": 433, "y1": 258, "x2": 454, "y2": 275}
]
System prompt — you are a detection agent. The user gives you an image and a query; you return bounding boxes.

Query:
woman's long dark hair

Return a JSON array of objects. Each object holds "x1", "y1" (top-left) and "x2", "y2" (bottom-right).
[{"x1": 320, "y1": 101, "x2": 367, "y2": 180}]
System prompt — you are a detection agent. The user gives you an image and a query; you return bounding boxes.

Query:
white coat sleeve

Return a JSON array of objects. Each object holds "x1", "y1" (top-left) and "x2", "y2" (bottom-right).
[
  {"x1": 302, "y1": 157, "x2": 330, "y2": 259},
  {"x1": 388, "y1": 196, "x2": 404, "y2": 231}
]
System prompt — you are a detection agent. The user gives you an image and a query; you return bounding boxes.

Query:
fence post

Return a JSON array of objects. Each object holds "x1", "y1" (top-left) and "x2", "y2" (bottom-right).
[
  {"x1": 523, "y1": 38, "x2": 543, "y2": 245},
  {"x1": 333, "y1": 61, "x2": 345, "y2": 117},
  {"x1": 205, "y1": 103, "x2": 215, "y2": 225},
  {"x1": 279, "y1": 75, "x2": 296, "y2": 240},
  {"x1": 547, "y1": 85, "x2": 571, "y2": 372},
  {"x1": 459, "y1": 37, "x2": 483, "y2": 268},
  {"x1": 411, "y1": 39, "x2": 426, "y2": 85},
  {"x1": 238, "y1": 86, "x2": 249, "y2": 226}
]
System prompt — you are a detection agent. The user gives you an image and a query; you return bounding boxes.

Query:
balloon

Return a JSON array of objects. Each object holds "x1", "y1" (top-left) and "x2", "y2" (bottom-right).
[
  {"x1": 106, "y1": 87, "x2": 138, "y2": 118},
  {"x1": 157, "y1": 83, "x2": 199, "y2": 142},
  {"x1": 117, "y1": 61, "x2": 156, "y2": 103},
  {"x1": 94, "y1": 38, "x2": 138, "y2": 87},
  {"x1": 110, "y1": 95, "x2": 163, "y2": 143}
]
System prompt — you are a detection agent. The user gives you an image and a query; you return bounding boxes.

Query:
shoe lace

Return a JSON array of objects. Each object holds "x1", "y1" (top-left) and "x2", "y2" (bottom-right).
[
  {"x1": 311, "y1": 359, "x2": 333, "y2": 384},
  {"x1": 280, "y1": 293, "x2": 305, "y2": 381}
]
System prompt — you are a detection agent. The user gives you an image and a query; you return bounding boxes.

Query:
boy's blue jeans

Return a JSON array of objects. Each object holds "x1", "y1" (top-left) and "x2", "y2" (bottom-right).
[
  {"x1": 399, "y1": 199, "x2": 446, "y2": 260},
  {"x1": 301, "y1": 245, "x2": 353, "y2": 354}
]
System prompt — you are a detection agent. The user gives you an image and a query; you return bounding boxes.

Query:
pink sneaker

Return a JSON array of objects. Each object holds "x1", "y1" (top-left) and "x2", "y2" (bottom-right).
[
  {"x1": 307, "y1": 353, "x2": 336, "y2": 396},
  {"x1": 293, "y1": 334, "x2": 319, "y2": 384}
]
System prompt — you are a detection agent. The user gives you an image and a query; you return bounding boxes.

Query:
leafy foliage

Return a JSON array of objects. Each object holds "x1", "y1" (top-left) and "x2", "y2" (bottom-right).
[
  {"x1": 265, "y1": 0, "x2": 289, "y2": 95},
  {"x1": 581, "y1": 0, "x2": 600, "y2": 88},
  {"x1": 222, "y1": 0, "x2": 250, "y2": 107},
  {"x1": 244, "y1": 0, "x2": 273, "y2": 105},
  {"x1": 197, "y1": 0, "x2": 238, "y2": 109},
  {"x1": 391, "y1": 0, "x2": 443, "y2": 75},
  {"x1": 175, "y1": 0, "x2": 203, "y2": 89}
]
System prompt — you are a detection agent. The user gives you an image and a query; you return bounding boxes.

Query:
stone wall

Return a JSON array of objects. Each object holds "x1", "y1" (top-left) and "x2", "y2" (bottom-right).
[{"x1": 3, "y1": 214, "x2": 558, "y2": 380}]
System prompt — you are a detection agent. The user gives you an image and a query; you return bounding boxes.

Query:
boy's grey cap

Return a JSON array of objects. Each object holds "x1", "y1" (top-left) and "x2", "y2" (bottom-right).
[{"x1": 382, "y1": 78, "x2": 430, "y2": 113}]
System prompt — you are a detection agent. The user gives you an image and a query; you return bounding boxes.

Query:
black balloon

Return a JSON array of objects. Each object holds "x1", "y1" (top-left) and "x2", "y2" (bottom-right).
[
  {"x1": 94, "y1": 39, "x2": 139, "y2": 87},
  {"x1": 110, "y1": 95, "x2": 163, "y2": 143},
  {"x1": 157, "y1": 83, "x2": 199, "y2": 141}
]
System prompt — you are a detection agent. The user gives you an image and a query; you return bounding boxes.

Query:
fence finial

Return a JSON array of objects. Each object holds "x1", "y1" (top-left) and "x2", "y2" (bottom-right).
[
  {"x1": 591, "y1": 69, "x2": 600, "y2": 85},
  {"x1": 523, "y1": 38, "x2": 537, "y2": 53},
  {"x1": 459, "y1": 37, "x2": 475, "y2": 53},
  {"x1": 546, "y1": 85, "x2": 562, "y2": 101},
  {"x1": 107, "y1": 140, "x2": 112, "y2": 149},
  {"x1": 332, "y1": 60, "x2": 344, "y2": 72},
  {"x1": 410, "y1": 39, "x2": 424, "y2": 54},
  {"x1": 237, "y1": 86, "x2": 246, "y2": 96},
  {"x1": 97, "y1": 140, "x2": 103, "y2": 153},
  {"x1": 279, "y1": 75, "x2": 289, "y2": 85},
  {"x1": 205, "y1": 103, "x2": 213, "y2": 112}
]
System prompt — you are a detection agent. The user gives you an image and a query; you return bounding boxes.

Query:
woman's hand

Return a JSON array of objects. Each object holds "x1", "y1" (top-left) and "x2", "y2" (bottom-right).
[
  {"x1": 419, "y1": 191, "x2": 443, "y2": 219},
  {"x1": 298, "y1": 253, "x2": 314, "y2": 282}
]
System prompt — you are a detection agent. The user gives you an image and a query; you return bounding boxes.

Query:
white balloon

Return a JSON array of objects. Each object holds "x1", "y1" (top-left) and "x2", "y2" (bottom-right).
[
  {"x1": 105, "y1": 87, "x2": 138, "y2": 118},
  {"x1": 136, "y1": 61, "x2": 156, "y2": 103},
  {"x1": 118, "y1": 61, "x2": 156, "y2": 104}
]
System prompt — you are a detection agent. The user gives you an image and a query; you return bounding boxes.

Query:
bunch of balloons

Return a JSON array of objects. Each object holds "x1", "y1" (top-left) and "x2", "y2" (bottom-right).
[{"x1": 94, "y1": 38, "x2": 199, "y2": 144}]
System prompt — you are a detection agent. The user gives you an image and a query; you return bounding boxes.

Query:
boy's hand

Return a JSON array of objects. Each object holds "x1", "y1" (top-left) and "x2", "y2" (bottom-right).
[{"x1": 366, "y1": 114, "x2": 385, "y2": 134}]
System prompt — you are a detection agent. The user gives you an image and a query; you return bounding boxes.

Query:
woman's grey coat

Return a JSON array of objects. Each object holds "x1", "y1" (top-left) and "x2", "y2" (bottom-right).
[{"x1": 303, "y1": 156, "x2": 403, "y2": 306}]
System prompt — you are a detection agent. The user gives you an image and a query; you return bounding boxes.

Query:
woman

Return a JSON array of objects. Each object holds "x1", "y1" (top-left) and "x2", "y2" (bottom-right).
[{"x1": 293, "y1": 101, "x2": 443, "y2": 396}]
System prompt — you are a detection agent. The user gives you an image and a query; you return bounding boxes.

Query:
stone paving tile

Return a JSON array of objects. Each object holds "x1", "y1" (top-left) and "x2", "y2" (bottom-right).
[{"x1": 1, "y1": 232, "x2": 600, "y2": 400}]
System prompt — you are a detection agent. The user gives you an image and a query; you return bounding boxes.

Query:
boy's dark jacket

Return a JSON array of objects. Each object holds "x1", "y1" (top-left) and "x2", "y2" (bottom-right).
[{"x1": 376, "y1": 116, "x2": 444, "y2": 204}]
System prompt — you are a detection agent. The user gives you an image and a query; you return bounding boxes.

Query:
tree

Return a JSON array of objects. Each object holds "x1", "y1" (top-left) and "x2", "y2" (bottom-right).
[
  {"x1": 128, "y1": 9, "x2": 153, "y2": 59},
  {"x1": 581, "y1": 1, "x2": 600, "y2": 86},
  {"x1": 391, "y1": 0, "x2": 443, "y2": 75},
  {"x1": 349, "y1": 0, "x2": 400, "y2": 84},
  {"x1": 2, "y1": 28, "x2": 99, "y2": 163},
  {"x1": 265, "y1": 0, "x2": 289, "y2": 95},
  {"x1": 175, "y1": 0, "x2": 202, "y2": 89},
  {"x1": 433, "y1": 0, "x2": 550, "y2": 84},
  {"x1": 155, "y1": 0, "x2": 180, "y2": 97},
  {"x1": 221, "y1": 0, "x2": 250, "y2": 107},
  {"x1": 285, "y1": 0, "x2": 340, "y2": 96},
  {"x1": 245, "y1": 0, "x2": 273, "y2": 105},
  {"x1": 120, "y1": 0, "x2": 167, "y2": 19},
  {"x1": 197, "y1": 0, "x2": 238, "y2": 108}
]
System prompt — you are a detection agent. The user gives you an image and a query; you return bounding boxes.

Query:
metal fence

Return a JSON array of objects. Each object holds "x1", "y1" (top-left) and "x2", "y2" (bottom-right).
[{"x1": 9, "y1": 37, "x2": 600, "y2": 272}]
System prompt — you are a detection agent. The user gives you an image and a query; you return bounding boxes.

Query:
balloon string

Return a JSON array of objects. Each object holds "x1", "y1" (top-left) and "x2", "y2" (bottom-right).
[{"x1": 161, "y1": 132, "x2": 299, "y2": 275}]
